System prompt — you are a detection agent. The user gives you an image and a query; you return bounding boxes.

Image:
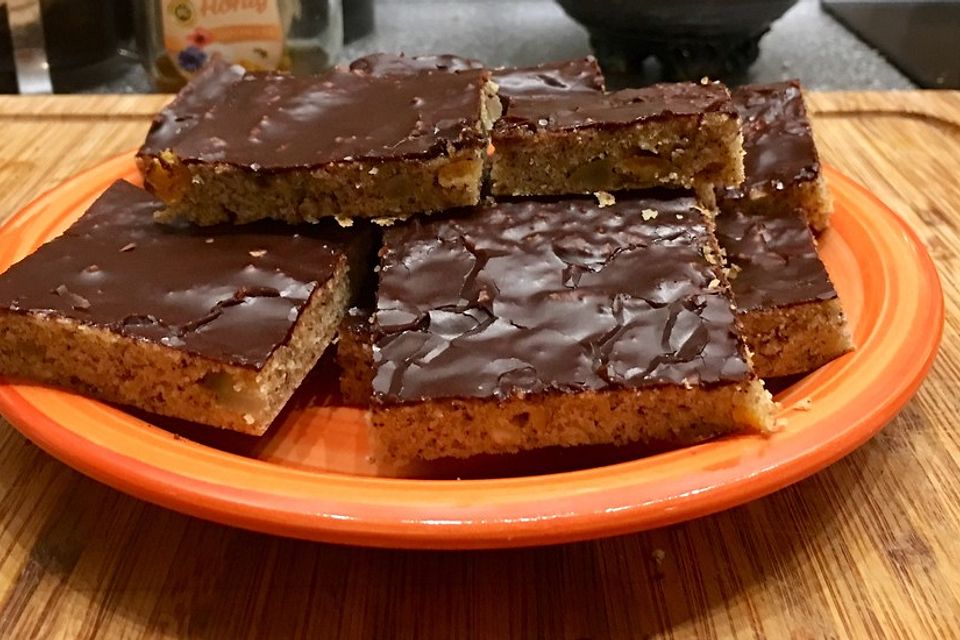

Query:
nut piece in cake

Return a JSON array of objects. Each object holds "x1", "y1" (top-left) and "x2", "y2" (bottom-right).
[
  {"x1": 138, "y1": 66, "x2": 501, "y2": 226},
  {"x1": 715, "y1": 204, "x2": 853, "y2": 377},
  {"x1": 340, "y1": 193, "x2": 774, "y2": 462},
  {"x1": 0, "y1": 181, "x2": 370, "y2": 434},
  {"x1": 719, "y1": 80, "x2": 832, "y2": 232},
  {"x1": 489, "y1": 81, "x2": 745, "y2": 200}
]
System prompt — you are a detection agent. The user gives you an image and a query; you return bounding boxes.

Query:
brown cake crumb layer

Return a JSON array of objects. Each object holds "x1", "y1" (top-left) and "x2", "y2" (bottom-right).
[
  {"x1": 0, "y1": 181, "x2": 369, "y2": 433},
  {"x1": 716, "y1": 204, "x2": 852, "y2": 378},
  {"x1": 490, "y1": 82, "x2": 745, "y2": 197},
  {"x1": 336, "y1": 308, "x2": 375, "y2": 405},
  {"x1": 371, "y1": 381, "x2": 772, "y2": 462},
  {"x1": 145, "y1": 148, "x2": 489, "y2": 226},
  {"x1": 346, "y1": 194, "x2": 773, "y2": 462},
  {"x1": 738, "y1": 299, "x2": 851, "y2": 378},
  {"x1": 720, "y1": 80, "x2": 832, "y2": 232},
  {"x1": 138, "y1": 65, "x2": 501, "y2": 225}
]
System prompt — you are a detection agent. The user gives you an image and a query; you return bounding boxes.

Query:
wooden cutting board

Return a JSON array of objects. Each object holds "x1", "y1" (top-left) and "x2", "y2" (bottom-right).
[{"x1": 0, "y1": 92, "x2": 958, "y2": 639}]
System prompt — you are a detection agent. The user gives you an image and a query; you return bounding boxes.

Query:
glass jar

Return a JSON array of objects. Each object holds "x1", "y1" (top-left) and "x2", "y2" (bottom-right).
[{"x1": 135, "y1": 0, "x2": 342, "y2": 91}]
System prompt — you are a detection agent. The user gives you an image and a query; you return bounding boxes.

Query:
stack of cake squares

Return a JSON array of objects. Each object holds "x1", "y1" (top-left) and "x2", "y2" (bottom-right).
[{"x1": 0, "y1": 54, "x2": 852, "y2": 464}]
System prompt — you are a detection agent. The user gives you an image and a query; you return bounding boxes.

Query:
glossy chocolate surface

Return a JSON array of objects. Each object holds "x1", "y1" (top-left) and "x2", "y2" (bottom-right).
[
  {"x1": 372, "y1": 195, "x2": 751, "y2": 403},
  {"x1": 349, "y1": 52, "x2": 484, "y2": 75},
  {"x1": 495, "y1": 81, "x2": 735, "y2": 136},
  {"x1": 143, "y1": 66, "x2": 490, "y2": 169},
  {"x1": 139, "y1": 57, "x2": 246, "y2": 158},
  {"x1": 716, "y1": 205, "x2": 837, "y2": 311},
  {"x1": 722, "y1": 81, "x2": 820, "y2": 198},
  {"x1": 348, "y1": 54, "x2": 604, "y2": 98},
  {"x1": 0, "y1": 181, "x2": 358, "y2": 368},
  {"x1": 492, "y1": 57, "x2": 604, "y2": 101}
]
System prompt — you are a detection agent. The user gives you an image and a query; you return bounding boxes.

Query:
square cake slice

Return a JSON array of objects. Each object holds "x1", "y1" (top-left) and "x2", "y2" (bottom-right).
[
  {"x1": 0, "y1": 181, "x2": 369, "y2": 433},
  {"x1": 719, "y1": 81, "x2": 832, "y2": 232},
  {"x1": 340, "y1": 194, "x2": 774, "y2": 462},
  {"x1": 716, "y1": 204, "x2": 852, "y2": 378},
  {"x1": 489, "y1": 81, "x2": 744, "y2": 200},
  {"x1": 139, "y1": 66, "x2": 501, "y2": 226}
]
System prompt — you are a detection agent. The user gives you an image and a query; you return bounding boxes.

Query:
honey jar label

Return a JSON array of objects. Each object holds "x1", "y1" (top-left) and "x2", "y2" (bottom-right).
[{"x1": 162, "y1": 0, "x2": 285, "y2": 77}]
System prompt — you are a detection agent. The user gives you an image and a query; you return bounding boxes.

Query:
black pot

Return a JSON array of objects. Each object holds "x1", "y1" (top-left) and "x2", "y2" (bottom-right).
[
  {"x1": 0, "y1": 0, "x2": 127, "y2": 93},
  {"x1": 556, "y1": 0, "x2": 798, "y2": 83}
]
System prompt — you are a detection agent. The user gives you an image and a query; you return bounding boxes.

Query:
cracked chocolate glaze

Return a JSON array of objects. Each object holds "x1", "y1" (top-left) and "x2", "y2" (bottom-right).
[
  {"x1": 153, "y1": 67, "x2": 490, "y2": 169},
  {"x1": 0, "y1": 181, "x2": 359, "y2": 368},
  {"x1": 716, "y1": 205, "x2": 837, "y2": 312},
  {"x1": 349, "y1": 52, "x2": 484, "y2": 75},
  {"x1": 139, "y1": 57, "x2": 247, "y2": 158},
  {"x1": 495, "y1": 81, "x2": 735, "y2": 135},
  {"x1": 720, "y1": 81, "x2": 820, "y2": 200},
  {"x1": 372, "y1": 195, "x2": 751, "y2": 404}
]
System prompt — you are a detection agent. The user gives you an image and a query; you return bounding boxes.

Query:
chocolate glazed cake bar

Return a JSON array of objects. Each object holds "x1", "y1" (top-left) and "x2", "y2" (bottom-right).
[
  {"x1": 719, "y1": 81, "x2": 832, "y2": 232},
  {"x1": 352, "y1": 55, "x2": 743, "y2": 202},
  {"x1": 489, "y1": 81, "x2": 745, "y2": 201},
  {"x1": 0, "y1": 181, "x2": 370, "y2": 433},
  {"x1": 340, "y1": 194, "x2": 774, "y2": 462},
  {"x1": 138, "y1": 65, "x2": 501, "y2": 226},
  {"x1": 716, "y1": 205, "x2": 852, "y2": 378}
]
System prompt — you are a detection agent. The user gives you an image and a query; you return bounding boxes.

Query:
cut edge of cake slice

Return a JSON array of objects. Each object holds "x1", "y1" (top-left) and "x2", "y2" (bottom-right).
[{"x1": 717, "y1": 204, "x2": 853, "y2": 378}]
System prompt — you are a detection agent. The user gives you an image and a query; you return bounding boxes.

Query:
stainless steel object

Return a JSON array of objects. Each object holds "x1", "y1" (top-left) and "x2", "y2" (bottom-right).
[{"x1": 5, "y1": 0, "x2": 52, "y2": 94}]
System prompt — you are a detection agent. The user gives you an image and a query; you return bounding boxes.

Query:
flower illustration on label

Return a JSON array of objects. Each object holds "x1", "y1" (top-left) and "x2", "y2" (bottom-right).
[
  {"x1": 187, "y1": 27, "x2": 215, "y2": 47},
  {"x1": 162, "y1": 0, "x2": 283, "y2": 78},
  {"x1": 177, "y1": 46, "x2": 208, "y2": 71}
]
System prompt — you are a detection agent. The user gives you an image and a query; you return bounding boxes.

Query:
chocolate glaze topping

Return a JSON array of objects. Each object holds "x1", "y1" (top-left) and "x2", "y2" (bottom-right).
[
  {"x1": 0, "y1": 181, "x2": 359, "y2": 368},
  {"x1": 150, "y1": 67, "x2": 490, "y2": 169},
  {"x1": 495, "y1": 81, "x2": 736, "y2": 135},
  {"x1": 716, "y1": 205, "x2": 837, "y2": 311},
  {"x1": 349, "y1": 52, "x2": 484, "y2": 75},
  {"x1": 347, "y1": 54, "x2": 605, "y2": 100},
  {"x1": 492, "y1": 57, "x2": 604, "y2": 112},
  {"x1": 139, "y1": 57, "x2": 246, "y2": 158},
  {"x1": 721, "y1": 81, "x2": 820, "y2": 199},
  {"x1": 372, "y1": 195, "x2": 751, "y2": 404}
]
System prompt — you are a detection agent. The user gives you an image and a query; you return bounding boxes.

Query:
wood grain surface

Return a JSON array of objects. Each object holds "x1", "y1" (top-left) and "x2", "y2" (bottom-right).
[{"x1": 0, "y1": 92, "x2": 958, "y2": 639}]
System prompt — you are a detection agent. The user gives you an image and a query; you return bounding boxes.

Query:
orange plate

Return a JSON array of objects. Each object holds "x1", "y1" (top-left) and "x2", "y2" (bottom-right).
[{"x1": 0, "y1": 155, "x2": 944, "y2": 549}]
